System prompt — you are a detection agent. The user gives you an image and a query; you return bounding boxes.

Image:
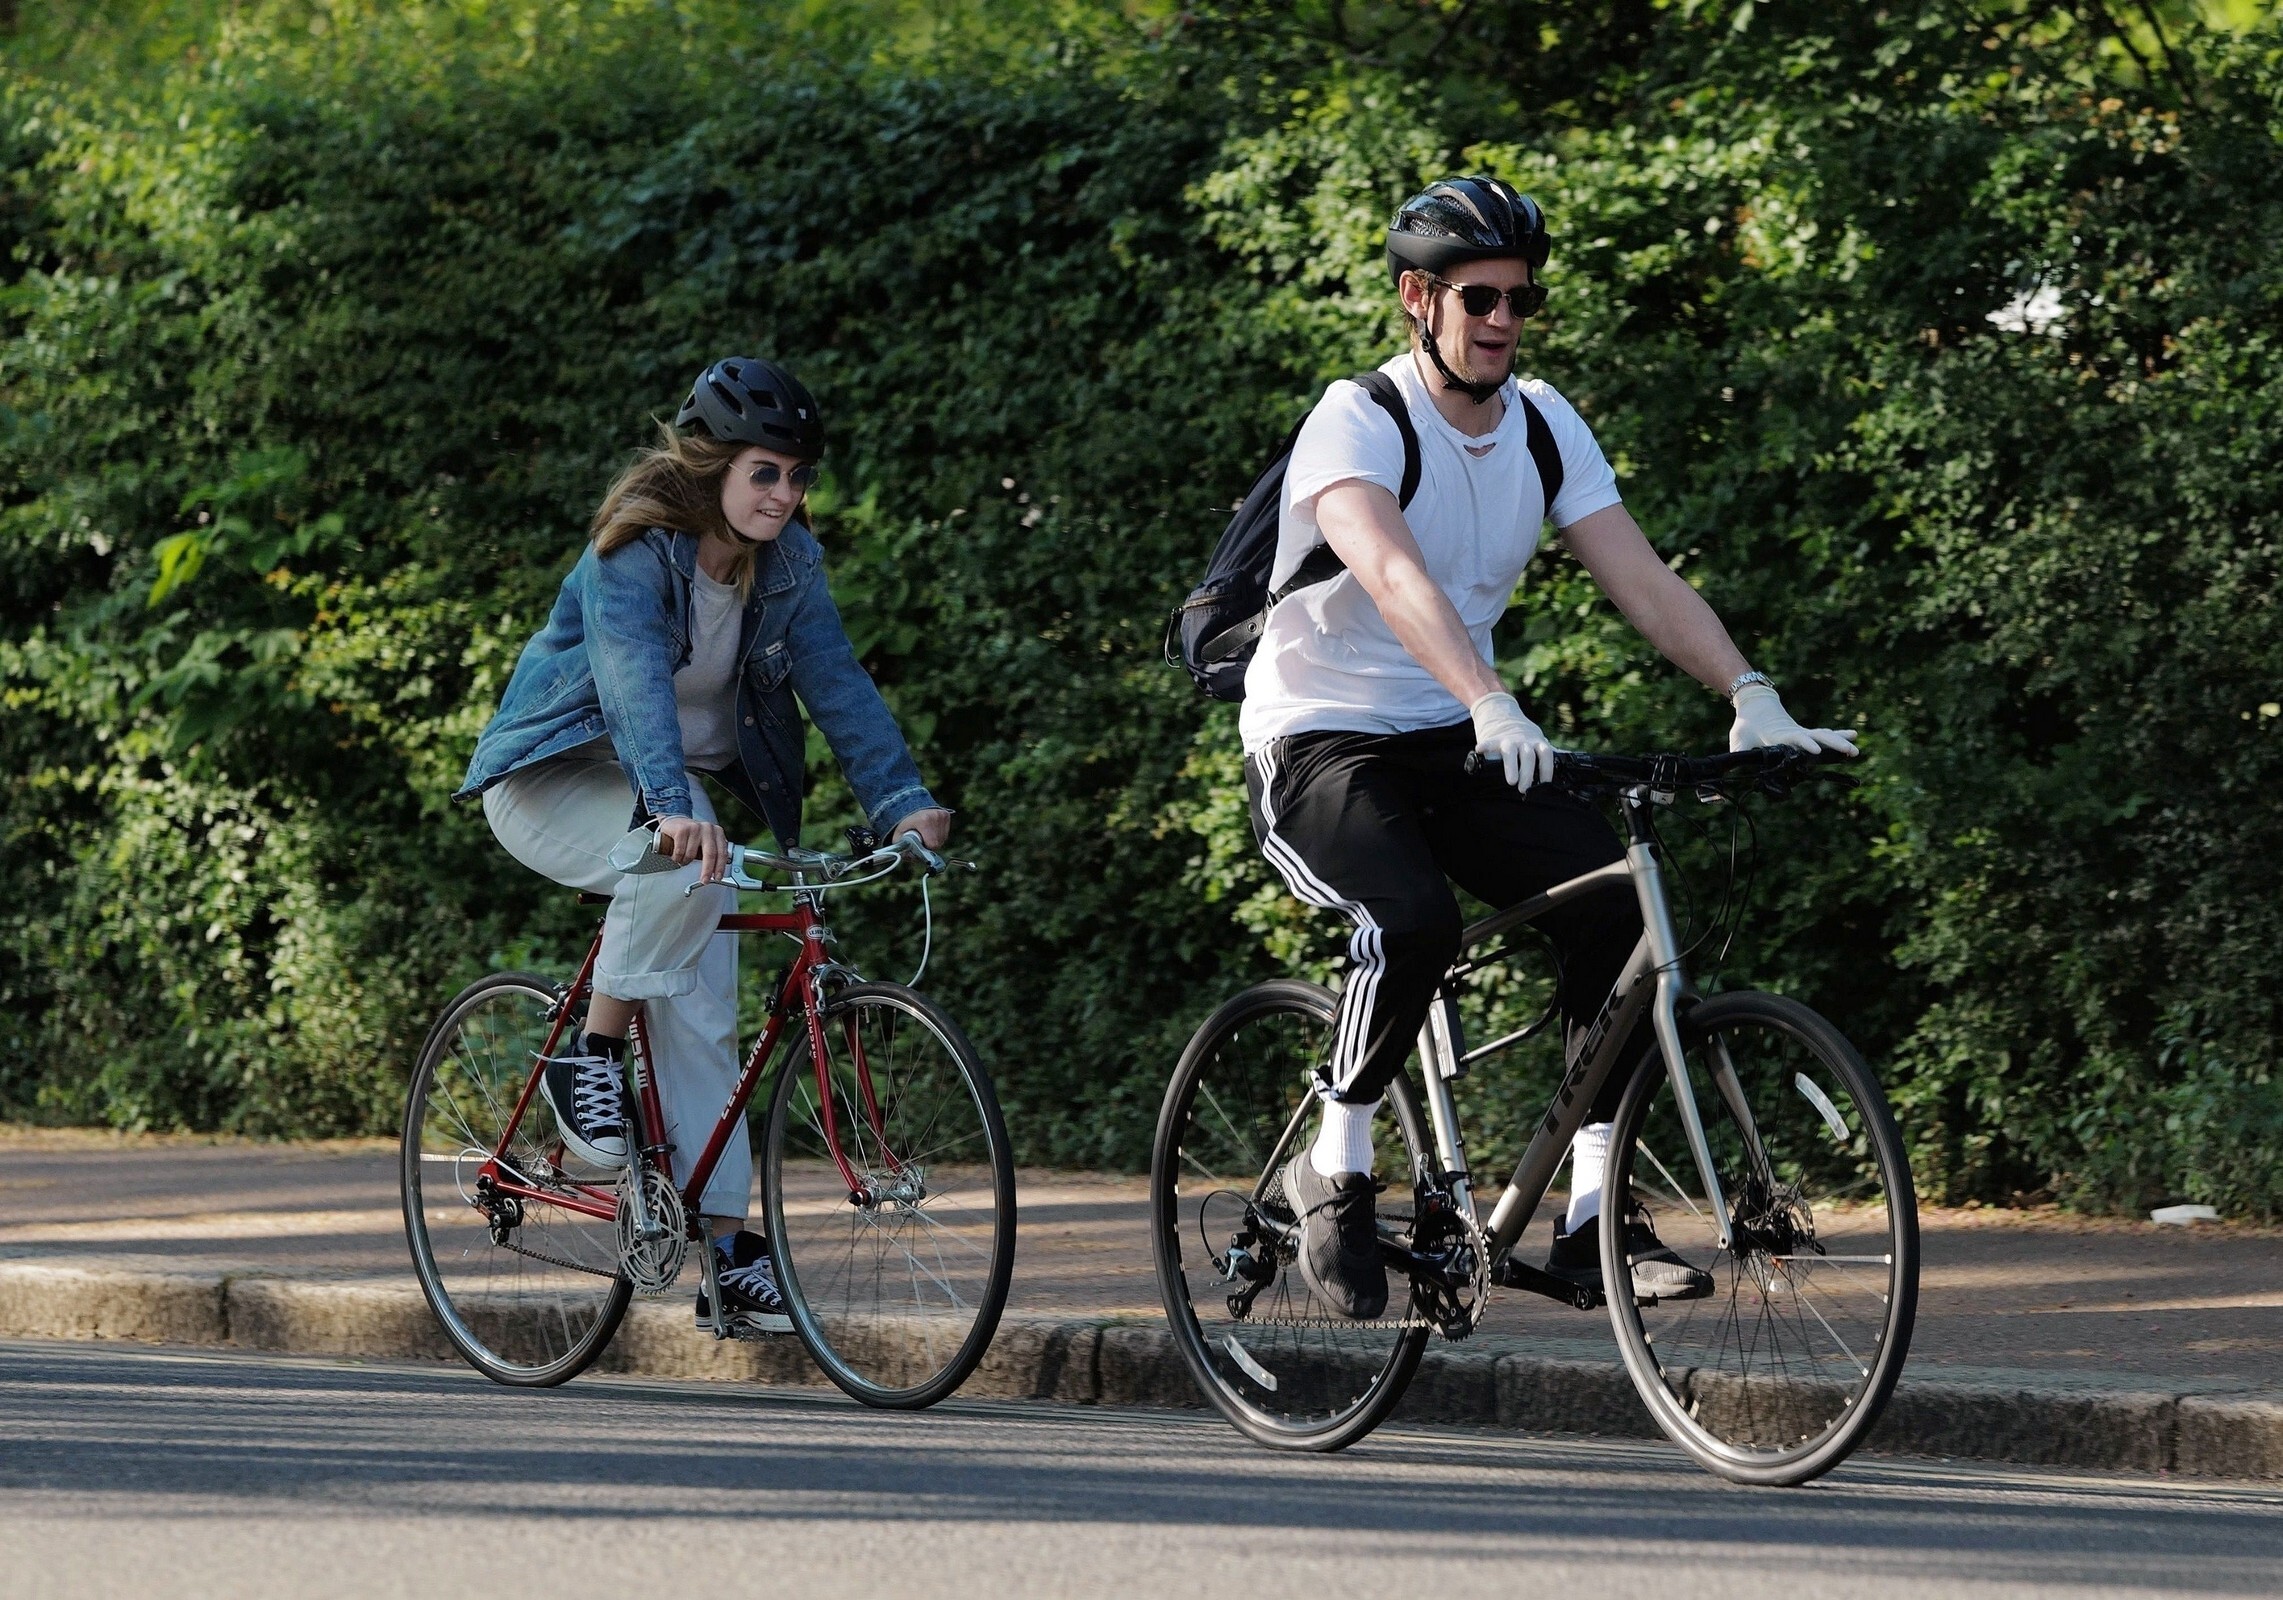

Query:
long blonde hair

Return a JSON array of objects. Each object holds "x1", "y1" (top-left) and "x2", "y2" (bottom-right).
[{"x1": 589, "y1": 423, "x2": 755, "y2": 589}]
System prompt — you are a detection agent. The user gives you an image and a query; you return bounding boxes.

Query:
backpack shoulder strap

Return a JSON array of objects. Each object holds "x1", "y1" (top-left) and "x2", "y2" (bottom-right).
[
  {"x1": 1262, "y1": 370, "x2": 1423, "y2": 612},
  {"x1": 1514, "y1": 387, "x2": 1565, "y2": 524},
  {"x1": 1350, "y1": 368, "x2": 1422, "y2": 509}
]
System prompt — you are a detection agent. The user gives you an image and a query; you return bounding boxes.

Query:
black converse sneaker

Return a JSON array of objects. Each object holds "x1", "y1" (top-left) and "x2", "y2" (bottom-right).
[
  {"x1": 1546, "y1": 1205, "x2": 1714, "y2": 1302},
  {"x1": 537, "y1": 1034, "x2": 628, "y2": 1170},
  {"x1": 697, "y1": 1230, "x2": 793, "y2": 1335},
  {"x1": 1278, "y1": 1156, "x2": 1389, "y2": 1320}
]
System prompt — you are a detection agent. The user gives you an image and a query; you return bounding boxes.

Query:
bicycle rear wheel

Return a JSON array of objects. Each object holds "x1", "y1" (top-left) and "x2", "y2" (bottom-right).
[
  {"x1": 1603, "y1": 990, "x2": 1919, "y2": 1484},
  {"x1": 762, "y1": 981, "x2": 1014, "y2": 1409},
  {"x1": 401, "y1": 971, "x2": 632, "y2": 1386},
  {"x1": 1151, "y1": 979, "x2": 1433, "y2": 1452}
]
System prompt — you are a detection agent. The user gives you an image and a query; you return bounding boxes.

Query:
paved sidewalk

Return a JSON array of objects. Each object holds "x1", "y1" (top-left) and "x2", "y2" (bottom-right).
[
  {"x1": 3, "y1": 1127, "x2": 2278, "y2": 1475},
  {"x1": 2, "y1": 1128, "x2": 2276, "y2": 1386}
]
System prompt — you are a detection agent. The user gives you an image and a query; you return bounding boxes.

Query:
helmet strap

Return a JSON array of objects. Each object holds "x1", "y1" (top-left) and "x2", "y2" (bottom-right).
[{"x1": 1414, "y1": 298, "x2": 1503, "y2": 406}]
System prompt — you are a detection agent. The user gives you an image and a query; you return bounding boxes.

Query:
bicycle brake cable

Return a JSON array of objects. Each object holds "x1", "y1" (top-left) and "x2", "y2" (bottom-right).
[
  {"x1": 1649, "y1": 803, "x2": 1706, "y2": 963},
  {"x1": 906, "y1": 871, "x2": 933, "y2": 988},
  {"x1": 1709, "y1": 798, "x2": 1761, "y2": 974}
]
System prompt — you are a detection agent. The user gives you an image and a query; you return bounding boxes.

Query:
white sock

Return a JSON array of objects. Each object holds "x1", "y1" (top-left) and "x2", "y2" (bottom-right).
[
  {"x1": 1310, "y1": 1094, "x2": 1380, "y2": 1178},
  {"x1": 1565, "y1": 1121, "x2": 1614, "y2": 1233}
]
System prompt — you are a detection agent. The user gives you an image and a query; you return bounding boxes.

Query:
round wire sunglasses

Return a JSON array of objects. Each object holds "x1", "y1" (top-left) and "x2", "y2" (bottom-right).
[
  {"x1": 1427, "y1": 275, "x2": 1549, "y2": 320},
  {"x1": 749, "y1": 461, "x2": 821, "y2": 491}
]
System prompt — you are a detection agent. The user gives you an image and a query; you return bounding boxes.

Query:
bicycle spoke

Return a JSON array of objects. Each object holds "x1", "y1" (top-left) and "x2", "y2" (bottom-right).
[
  {"x1": 1607, "y1": 996, "x2": 1916, "y2": 1479},
  {"x1": 404, "y1": 975, "x2": 628, "y2": 1386},
  {"x1": 1152, "y1": 984, "x2": 1433, "y2": 1449},
  {"x1": 766, "y1": 986, "x2": 1011, "y2": 1407}
]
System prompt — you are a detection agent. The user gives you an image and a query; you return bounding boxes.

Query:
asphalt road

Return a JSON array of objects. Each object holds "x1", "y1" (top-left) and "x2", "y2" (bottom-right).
[{"x1": 2, "y1": 1341, "x2": 2278, "y2": 1599}]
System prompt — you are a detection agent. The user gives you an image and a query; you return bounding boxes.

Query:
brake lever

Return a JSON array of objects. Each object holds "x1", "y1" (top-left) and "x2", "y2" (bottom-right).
[{"x1": 894, "y1": 831, "x2": 948, "y2": 875}]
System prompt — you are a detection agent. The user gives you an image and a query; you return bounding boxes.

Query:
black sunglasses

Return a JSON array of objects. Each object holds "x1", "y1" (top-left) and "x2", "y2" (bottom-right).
[
  {"x1": 749, "y1": 461, "x2": 821, "y2": 491},
  {"x1": 1428, "y1": 275, "x2": 1549, "y2": 320}
]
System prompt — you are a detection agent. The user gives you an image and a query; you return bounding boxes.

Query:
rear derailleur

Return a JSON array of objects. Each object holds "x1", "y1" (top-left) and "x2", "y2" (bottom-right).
[{"x1": 474, "y1": 1174, "x2": 523, "y2": 1245}]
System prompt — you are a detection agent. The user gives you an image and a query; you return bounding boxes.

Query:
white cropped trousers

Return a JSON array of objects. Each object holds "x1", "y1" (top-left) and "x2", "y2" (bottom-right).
[{"x1": 482, "y1": 752, "x2": 750, "y2": 1219}]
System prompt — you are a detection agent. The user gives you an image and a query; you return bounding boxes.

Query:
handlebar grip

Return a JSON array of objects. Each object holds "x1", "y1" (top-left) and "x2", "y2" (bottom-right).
[
  {"x1": 895, "y1": 830, "x2": 948, "y2": 874},
  {"x1": 606, "y1": 823, "x2": 682, "y2": 876}
]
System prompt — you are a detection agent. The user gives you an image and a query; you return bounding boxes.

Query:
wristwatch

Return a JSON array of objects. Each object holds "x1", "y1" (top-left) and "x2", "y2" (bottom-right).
[{"x1": 1723, "y1": 669, "x2": 1775, "y2": 706}]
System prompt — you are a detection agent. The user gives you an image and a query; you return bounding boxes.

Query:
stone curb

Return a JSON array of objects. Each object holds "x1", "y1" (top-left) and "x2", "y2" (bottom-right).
[{"x1": 2, "y1": 1263, "x2": 2275, "y2": 1479}]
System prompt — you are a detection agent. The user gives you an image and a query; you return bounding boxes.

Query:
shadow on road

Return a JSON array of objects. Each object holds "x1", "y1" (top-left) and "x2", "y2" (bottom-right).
[{"x1": 4, "y1": 1341, "x2": 2279, "y2": 1595}]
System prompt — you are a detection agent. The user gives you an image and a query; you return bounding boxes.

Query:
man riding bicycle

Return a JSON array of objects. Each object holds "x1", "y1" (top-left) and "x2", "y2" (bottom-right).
[{"x1": 1243, "y1": 176, "x2": 1855, "y2": 1320}]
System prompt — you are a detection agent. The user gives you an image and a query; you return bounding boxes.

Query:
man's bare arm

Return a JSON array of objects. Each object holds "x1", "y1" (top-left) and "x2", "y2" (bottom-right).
[
  {"x1": 1558, "y1": 502, "x2": 1750, "y2": 693},
  {"x1": 1313, "y1": 480, "x2": 1504, "y2": 706}
]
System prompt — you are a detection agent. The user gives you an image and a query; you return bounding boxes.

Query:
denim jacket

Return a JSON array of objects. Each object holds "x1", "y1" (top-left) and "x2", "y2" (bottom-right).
[{"x1": 455, "y1": 524, "x2": 938, "y2": 846}]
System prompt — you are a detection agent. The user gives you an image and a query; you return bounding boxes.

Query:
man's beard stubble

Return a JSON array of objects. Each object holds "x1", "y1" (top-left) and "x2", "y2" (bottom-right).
[{"x1": 1449, "y1": 330, "x2": 1514, "y2": 389}]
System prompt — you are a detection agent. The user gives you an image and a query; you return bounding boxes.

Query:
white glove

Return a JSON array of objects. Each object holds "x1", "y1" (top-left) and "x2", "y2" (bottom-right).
[
  {"x1": 1729, "y1": 683, "x2": 1858, "y2": 757},
  {"x1": 1470, "y1": 691, "x2": 1556, "y2": 792}
]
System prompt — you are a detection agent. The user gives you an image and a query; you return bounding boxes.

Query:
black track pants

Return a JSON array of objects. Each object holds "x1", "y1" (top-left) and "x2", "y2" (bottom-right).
[{"x1": 1246, "y1": 721, "x2": 1642, "y2": 1110}]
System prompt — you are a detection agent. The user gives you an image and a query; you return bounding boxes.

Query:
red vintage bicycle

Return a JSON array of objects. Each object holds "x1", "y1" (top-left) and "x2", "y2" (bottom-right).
[{"x1": 399, "y1": 831, "x2": 1014, "y2": 1408}]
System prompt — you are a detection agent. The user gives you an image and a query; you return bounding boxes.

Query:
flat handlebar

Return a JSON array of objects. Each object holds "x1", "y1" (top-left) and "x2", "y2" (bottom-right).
[
  {"x1": 1465, "y1": 744, "x2": 1854, "y2": 795},
  {"x1": 606, "y1": 824, "x2": 975, "y2": 892}
]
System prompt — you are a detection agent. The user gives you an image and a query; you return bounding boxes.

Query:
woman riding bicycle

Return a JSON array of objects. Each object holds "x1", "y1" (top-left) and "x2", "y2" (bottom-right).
[{"x1": 454, "y1": 356, "x2": 951, "y2": 1333}]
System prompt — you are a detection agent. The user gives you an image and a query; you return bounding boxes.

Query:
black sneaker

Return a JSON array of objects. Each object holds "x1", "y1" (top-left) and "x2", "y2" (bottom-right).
[
  {"x1": 1279, "y1": 1157, "x2": 1388, "y2": 1320},
  {"x1": 537, "y1": 1037, "x2": 627, "y2": 1169},
  {"x1": 696, "y1": 1230, "x2": 793, "y2": 1334},
  {"x1": 1546, "y1": 1209, "x2": 1715, "y2": 1302}
]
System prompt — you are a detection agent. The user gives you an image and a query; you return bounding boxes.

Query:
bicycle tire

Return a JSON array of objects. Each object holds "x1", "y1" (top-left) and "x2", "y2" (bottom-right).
[
  {"x1": 761, "y1": 981, "x2": 1015, "y2": 1409},
  {"x1": 1602, "y1": 989, "x2": 1919, "y2": 1484},
  {"x1": 1151, "y1": 979, "x2": 1433, "y2": 1452},
  {"x1": 401, "y1": 971, "x2": 633, "y2": 1386}
]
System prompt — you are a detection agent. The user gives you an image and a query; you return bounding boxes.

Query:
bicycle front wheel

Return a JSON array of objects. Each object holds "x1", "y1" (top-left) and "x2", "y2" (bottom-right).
[
  {"x1": 1151, "y1": 979, "x2": 1433, "y2": 1452},
  {"x1": 762, "y1": 982, "x2": 1015, "y2": 1409},
  {"x1": 401, "y1": 971, "x2": 632, "y2": 1386},
  {"x1": 1603, "y1": 990, "x2": 1919, "y2": 1484}
]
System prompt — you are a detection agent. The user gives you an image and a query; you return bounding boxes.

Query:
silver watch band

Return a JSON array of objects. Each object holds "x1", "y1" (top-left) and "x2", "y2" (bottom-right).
[{"x1": 1724, "y1": 669, "x2": 1775, "y2": 705}]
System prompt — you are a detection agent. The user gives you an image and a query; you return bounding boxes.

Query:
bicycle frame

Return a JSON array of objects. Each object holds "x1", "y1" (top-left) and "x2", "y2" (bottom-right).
[
  {"x1": 468, "y1": 887, "x2": 898, "y2": 1233},
  {"x1": 1421, "y1": 784, "x2": 1738, "y2": 1265}
]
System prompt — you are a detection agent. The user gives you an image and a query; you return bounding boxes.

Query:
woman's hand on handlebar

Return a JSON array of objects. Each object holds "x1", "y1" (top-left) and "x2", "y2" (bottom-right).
[
  {"x1": 657, "y1": 815, "x2": 730, "y2": 884},
  {"x1": 888, "y1": 807, "x2": 953, "y2": 852}
]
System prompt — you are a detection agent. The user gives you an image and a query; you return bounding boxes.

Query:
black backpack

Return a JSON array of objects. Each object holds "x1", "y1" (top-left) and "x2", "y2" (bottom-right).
[{"x1": 1164, "y1": 369, "x2": 1565, "y2": 700}]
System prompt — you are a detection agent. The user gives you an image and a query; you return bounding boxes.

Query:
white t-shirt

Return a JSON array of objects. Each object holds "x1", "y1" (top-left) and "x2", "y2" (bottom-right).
[
  {"x1": 1237, "y1": 354, "x2": 1622, "y2": 752},
  {"x1": 675, "y1": 567, "x2": 745, "y2": 773}
]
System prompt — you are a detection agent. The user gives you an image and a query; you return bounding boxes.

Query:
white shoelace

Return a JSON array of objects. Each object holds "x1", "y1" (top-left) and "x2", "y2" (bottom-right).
[
  {"x1": 719, "y1": 1254, "x2": 783, "y2": 1308},
  {"x1": 554, "y1": 1052, "x2": 623, "y2": 1133}
]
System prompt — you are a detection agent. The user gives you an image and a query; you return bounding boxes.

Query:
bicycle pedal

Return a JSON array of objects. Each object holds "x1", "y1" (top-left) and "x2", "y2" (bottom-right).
[{"x1": 725, "y1": 1313, "x2": 794, "y2": 1341}]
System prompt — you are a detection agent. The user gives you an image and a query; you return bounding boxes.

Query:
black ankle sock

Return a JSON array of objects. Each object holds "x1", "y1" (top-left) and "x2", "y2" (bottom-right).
[{"x1": 580, "y1": 1029, "x2": 626, "y2": 1061}]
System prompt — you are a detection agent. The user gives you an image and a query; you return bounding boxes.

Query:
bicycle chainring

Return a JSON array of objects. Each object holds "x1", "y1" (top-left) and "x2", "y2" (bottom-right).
[
  {"x1": 1409, "y1": 1209, "x2": 1493, "y2": 1340},
  {"x1": 616, "y1": 1165, "x2": 689, "y2": 1297}
]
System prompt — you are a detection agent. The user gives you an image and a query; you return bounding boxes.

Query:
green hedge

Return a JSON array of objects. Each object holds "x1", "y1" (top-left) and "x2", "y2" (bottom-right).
[{"x1": 2, "y1": 1, "x2": 2277, "y2": 1215}]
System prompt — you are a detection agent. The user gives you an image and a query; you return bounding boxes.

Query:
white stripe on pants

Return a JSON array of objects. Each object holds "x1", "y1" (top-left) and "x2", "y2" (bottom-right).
[
  {"x1": 482, "y1": 754, "x2": 750, "y2": 1220},
  {"x1": 1251, "y1": 739, "x2": 1389, "y2": 1098}
]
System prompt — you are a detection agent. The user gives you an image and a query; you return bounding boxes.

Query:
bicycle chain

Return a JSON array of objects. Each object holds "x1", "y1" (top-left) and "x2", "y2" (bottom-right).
[
  {"x1": 490, "y1": 1234, "x2": 620, "y2": 1280},
  {"x1": 1234, "y1": 1312, "x2": 1440, "y2": 1332}
]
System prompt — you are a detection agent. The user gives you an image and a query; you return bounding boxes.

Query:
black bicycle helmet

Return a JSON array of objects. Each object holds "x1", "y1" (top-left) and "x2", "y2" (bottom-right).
[
  {"x1": 675, "y1": 356, "x2": 825, "y2": 460},
  {"x1": 1384, "y1": 175, "x2": 1549, "y2": 288}
]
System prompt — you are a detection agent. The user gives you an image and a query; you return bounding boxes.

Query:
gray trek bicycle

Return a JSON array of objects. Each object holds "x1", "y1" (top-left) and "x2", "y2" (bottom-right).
[{"x1": 1150, "y1": 746, "x2": 1919, "y2": 1485}]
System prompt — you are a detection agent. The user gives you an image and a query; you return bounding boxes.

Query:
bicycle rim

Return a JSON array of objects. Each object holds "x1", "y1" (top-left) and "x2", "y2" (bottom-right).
[
  {"x1": 401, "y1": 972, "x2": 631, "y2": 1386},
  {"x1": 763, "y1": 982, "x2": 1014, "y2": 1409},
  {"x1": 1151, "y1": 980, "x2": 1431, "y2": 1452},
  {"x1": 1604, "y1": 990, "x2": 1919, "y2": 1484}
]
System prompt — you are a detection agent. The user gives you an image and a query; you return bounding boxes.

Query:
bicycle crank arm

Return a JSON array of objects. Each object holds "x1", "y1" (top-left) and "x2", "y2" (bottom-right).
[
  {"x1": 1492, "y1": 1253, "x2": 1606, "y2": 1311},
  {"x1": 1375, "y1": 1237, "x2": 1474, "y2": 1289}
]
